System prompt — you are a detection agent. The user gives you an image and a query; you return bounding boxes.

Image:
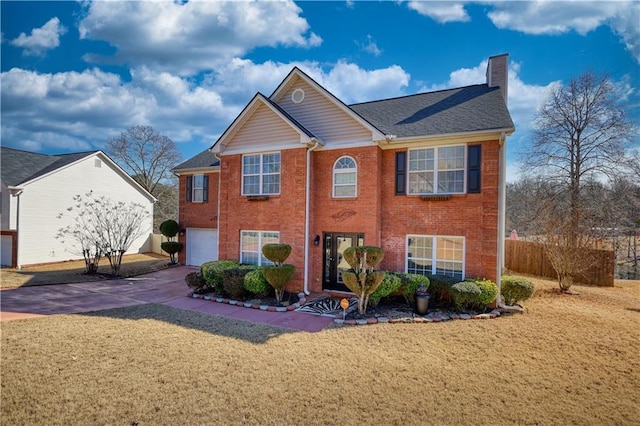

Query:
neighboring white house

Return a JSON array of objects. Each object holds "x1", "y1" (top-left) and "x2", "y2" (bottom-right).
[{"x1": 0, "y1": 147, "x2": 156, "y2": 268}]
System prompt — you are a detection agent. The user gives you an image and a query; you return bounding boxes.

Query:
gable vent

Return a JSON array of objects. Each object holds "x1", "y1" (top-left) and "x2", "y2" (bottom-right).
[
  {"x1": 291, "y1": 88, "x2": 305, "y2": 104},
  {"x1": 94, "y1": 159, "x2": 102, "y2": 168}
]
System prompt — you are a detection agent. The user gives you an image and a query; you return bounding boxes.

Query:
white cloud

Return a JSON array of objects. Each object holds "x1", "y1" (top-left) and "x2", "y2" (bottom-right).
[
  {"x1": 357, "y1": 35, "x2": 382, "y2": 57},
  {"x1": 0, "y1": 59, "x2": 411, "y2": 153},
  {"x1": 485, "y1": 1, "x2": 640, "y2": 62},
  {"x1": 407, "y1": 1, "x2": 470, "y2": 23},
  {"x1": 78, "y1": 1, "x2": 322, "y2": 76},
  {"x1": 10, "y1": 17, "x2": 67, "y2": 56}
]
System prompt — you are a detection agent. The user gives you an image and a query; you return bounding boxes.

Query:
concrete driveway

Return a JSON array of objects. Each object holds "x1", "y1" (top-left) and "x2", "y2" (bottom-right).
[{"x1": 0, "y1": 266, "x2": 333, "y2": 332}]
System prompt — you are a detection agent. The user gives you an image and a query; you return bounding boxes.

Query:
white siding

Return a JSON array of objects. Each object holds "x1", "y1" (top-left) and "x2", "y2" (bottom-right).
[
  {"x1": 16, "y1": 155, "x2": 154, "y2": 266},
  {"x1": 276, "y1": 79, "x2": 372, "y2": 144},
  {"x1": 229, "y1": 104, "x2": 301, "y2": 149}
]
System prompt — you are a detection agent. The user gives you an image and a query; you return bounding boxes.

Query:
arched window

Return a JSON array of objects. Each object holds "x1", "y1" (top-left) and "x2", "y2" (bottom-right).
[{"x1": 333, "y1": 156, "x2": 357, "y2": 198}]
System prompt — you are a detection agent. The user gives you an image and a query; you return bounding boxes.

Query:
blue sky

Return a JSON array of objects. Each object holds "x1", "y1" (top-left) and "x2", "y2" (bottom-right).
[{"x1": 2, "y1": 1, "x2": 639, "y2": 181}]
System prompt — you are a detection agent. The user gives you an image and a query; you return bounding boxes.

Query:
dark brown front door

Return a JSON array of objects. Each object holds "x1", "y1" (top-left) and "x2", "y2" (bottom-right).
[{"x1": 323, "y1": 232, "x2": 364, "y2": 292}]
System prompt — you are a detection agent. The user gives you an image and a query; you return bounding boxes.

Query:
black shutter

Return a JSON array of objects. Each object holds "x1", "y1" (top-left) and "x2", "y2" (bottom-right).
[
  {"x1": 467, "y1": 145, "x2": 481, "y2": 193},
  {"x1": 395, "y1": 151, "x2": 406, "y2": 195},
  {"x1": 186, "y1": 176, "x2": 192, "y2": 202},
  {"x1": 203, "y1": 175, "x2": 209, "y2": 202}
]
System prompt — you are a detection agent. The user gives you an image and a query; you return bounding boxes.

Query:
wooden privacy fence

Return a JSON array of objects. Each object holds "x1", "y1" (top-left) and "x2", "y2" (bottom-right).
[{"x1": 505, "y1": 239, "x2": 614, "y2": 287}]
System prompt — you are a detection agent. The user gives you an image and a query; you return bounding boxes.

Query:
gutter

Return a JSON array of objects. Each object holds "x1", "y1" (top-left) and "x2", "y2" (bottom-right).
[
  {"x1": 303, "y1": 139, "x2": 321, "y2": 295},
  {"x1": 8, "y1": 186, "x2": 24, "y2": 269}
]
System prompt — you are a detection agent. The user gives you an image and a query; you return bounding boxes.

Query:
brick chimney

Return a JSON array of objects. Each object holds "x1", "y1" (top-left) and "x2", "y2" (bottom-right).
[{"x1": 486, "y1": 54, "x2": 508, "y2": 104}]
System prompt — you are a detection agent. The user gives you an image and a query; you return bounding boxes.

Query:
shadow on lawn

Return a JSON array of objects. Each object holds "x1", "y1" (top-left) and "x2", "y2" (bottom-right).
[{"x1": 81, "y1": 303, "x2": 297, "y2": 344}]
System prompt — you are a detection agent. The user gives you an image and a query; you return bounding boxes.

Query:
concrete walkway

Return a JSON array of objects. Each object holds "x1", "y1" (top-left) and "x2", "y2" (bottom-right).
[{"x1": 0, "y1": 266, "x2": 333, "y2": 332}]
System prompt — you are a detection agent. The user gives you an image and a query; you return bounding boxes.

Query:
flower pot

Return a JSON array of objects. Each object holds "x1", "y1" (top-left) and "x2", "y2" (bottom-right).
[{"x1": 415, "y1": 293, "x2": 430, "y2": 315}]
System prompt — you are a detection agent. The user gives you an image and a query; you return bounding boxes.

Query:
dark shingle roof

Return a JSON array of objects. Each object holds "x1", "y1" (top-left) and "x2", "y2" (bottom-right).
[
  {"x1": 1, "y1": 147, "x2": 98, "y2": 187},
  {"x1": 349, "y1": 84, "x2": 514, "y2": 138},
  {"x1": 172, "y1": 149, "x2": 219, "y2": 171}
]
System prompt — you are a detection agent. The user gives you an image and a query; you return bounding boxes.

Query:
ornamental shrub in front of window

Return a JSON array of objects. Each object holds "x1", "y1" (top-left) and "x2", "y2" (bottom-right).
[
  {"x1": 201, "y1": 260, "x2": 240, "y2": 293},
  {"x1": 243, "y1": 268, "x2": 272, "y2": 298},
  {"x1": 369, "y1": 272, "x2": 403, "y2": 307},
  {"x1": 450, "y1": 281, "x2": 482, "y2": 312}
]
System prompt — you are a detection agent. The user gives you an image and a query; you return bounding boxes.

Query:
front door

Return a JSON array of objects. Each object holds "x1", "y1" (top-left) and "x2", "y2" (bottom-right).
[{"x1": 323, "y1": 232, "x2": 364, "y2": 292}]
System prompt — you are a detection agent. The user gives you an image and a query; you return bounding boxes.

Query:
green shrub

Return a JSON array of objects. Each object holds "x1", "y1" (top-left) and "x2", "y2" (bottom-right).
[
  {"x1": 221, "y1": 266, "x2": 253, "y2": 299},
  {"x1": 451, "y1": 281, "x2": 482, "y2": 312},
  {"x1": 343, "y1": 246, "x2": 385, "y2": 270},
  {"x1": 427, "y1": 274, "x2": 459, "y2": 306},
  {"x1": 262, "y1": 264, "x2": 296, "y2": 304},
  {"x1": 159, "y1": 219, "x2": 180, "y2": 238},
  {"x1": 369, "y1": 272, "x2": 402, "y2": 307},
  {"x1": 262, "y1": 244, "x2": 291, "y2": 264},
  {"x1": 185, "y1": 271, "x2": 207, "y2": 293},
  {"x1": 244, "y1": 268, "x2": 271, "y2": 298},
  {"x1": 501, "y1": 275, "x2": 535, "y2": 305},
  {"x1": 201, "y1": 260, "x2": 240, "y2": 292},
  {"x1": 467, "y1": 278, "x2": 498, "y2": 309},
  {"x1": 399, "y1": 273, "x2": 430, "y2": 305}
]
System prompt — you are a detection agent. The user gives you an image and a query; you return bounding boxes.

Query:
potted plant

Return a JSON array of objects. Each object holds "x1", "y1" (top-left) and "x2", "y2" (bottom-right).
[{"x1": 415, "y1": 282, "x2": 430, "y2": 315}]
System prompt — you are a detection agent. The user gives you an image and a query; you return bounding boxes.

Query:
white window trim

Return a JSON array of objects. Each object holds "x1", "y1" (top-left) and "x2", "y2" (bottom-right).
[
  {"x1": 240, "y1": 230, "x2": 280, "y2": 266},
  {"x1": 241, "y1": 152, "x2": 281, "y2": 196},
  {"x1": 332, "y1": 155, "x2": 357, "y2": 198},
  {"x1": 192, "y1": 174, "x2": 205, "y2": 203},
  {"x1": 405, "y1": 235, "x2": 466, "y2": 279},
  {"x1": 407, "y1": 145, "x2": 466, "y2": 195}
]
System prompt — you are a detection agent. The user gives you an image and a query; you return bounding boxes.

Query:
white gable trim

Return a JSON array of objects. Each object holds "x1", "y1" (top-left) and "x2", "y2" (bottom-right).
[
  {"x1": 270, "y1": 68, "x2": 387, "y2": 142},
  {"x1": 18, "y1": 151, "x2": 156, "y2": 203},
  {"x1": 211, "y1": 93, "x2": 323, "y2": 154}
]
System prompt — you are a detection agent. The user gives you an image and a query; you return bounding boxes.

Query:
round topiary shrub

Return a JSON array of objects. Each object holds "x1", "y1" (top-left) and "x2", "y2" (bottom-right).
[
  {"x1": 369, "y1": 272, "x2": 402, "y2": 307},
  {"x1": 262, "y1": 244, "x2": 292, "y2": 264},
  {"x1": 159, "y1": 219, "x2": 180, "y2": 238},
  {"x1": 160, "y1": 241, "x2": 183, "y2": 264},
  {"x1": 451, "y1": 281, "x2": 482, "y2": 312},
  {"x1": 342, "y1": 246, "x2": 384, "y2": 270},
  {"x1": 470, "y1": 278, "x2": 498, "y2": 309},
  {"x1": 201, "y1": 260, "x2": 240, "y2": 292},
  {"x1": 243, "y1": 268, "x2": 271, "y2": 298},
  {"x1": 501, "y1": 275, "x2": 535, "y2": 305}
]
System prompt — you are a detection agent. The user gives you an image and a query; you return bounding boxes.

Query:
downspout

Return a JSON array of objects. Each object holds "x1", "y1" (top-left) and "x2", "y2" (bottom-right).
[
  {"x1": 9, "y1": 187, "x2": 23, "y2": 269},
  {"x1": 496, "y1": 131, "x2": 507, "y2": 303},
  {"x1": 304, "y1": 139, "x2": 320, "y2": 295},
  {"x1": 213, "y1": 151, "x2": 223, "y2": 261}
]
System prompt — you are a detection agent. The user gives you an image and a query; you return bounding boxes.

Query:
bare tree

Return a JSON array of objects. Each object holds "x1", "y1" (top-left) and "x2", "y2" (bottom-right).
[
  {"x1": 57, "y1": 192, "x2": 151, "y2": 276},
  {"x1": 521, "y1": 71, "x2": 635, "y2": 290},
  {"x1": 106, "y1": 126, "x2": 182, "y2": 228}
]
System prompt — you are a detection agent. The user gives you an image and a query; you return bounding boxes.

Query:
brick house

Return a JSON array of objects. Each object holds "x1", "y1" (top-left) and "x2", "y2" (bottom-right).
[{"x1": 175, "y1": 54, "x2": 514, "y2": 295}]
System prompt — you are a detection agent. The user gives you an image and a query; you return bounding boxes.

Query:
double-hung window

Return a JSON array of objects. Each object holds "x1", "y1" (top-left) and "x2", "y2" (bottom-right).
[
  {"x1": 186, "y1": 174, "x2": 208, "y2": 203},
  {"x1": 242, "y1": 152, "x2": 280, "y2": 195},
  {"x1": 240, "y1": 231, "x2": 279, "y2": 266},
  {"x1": 406, "y1": 235, "x2": 465, "y2": 280},
  {"x1": 333, "y1": 156, "x2": 357, "y2": 198},
  {"x1": 408, "y1": 145, "x2": 465, "y2": 194}
]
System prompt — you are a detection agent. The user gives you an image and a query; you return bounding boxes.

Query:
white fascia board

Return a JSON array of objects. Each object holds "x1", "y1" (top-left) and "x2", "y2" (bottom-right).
[
  {"x1": 172, "y1": 166, "x2": 220, "y2": 176},
  {"x1": 376, "y1": 127, "x2": 515, "y2": 149}
]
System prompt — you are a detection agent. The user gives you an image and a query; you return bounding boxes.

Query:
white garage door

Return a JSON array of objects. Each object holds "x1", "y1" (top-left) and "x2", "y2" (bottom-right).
[{"x1": 186, "y1": 229, "x2": 218, "y2": 266}]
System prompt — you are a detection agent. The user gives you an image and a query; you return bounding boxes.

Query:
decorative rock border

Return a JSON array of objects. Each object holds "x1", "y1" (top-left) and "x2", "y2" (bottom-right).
[
  {"x1": 189, "y1": 292, "x2": 307, "y2": 312},
  {"x1": 332, "y1": 309, "x2": 503, "y2": 326}
]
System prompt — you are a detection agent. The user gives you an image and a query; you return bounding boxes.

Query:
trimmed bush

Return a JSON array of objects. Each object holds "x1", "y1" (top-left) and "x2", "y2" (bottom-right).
[
  {"x1": 451, "y1": 281, "x2": 482, "y2": 312},
  {"x1": 501, "y1": 275, "x2": 535, "y2": 305},
  {"x1": 262, "y1": 264, "x2": 296, "y2": 304},
  {"x1": 398, "y1": 273, "x2": 430, "y2": 306},
  {"x1": 262, "y1": 244, "x2": 292, "y2": 264},
  {"x1": 467, "y1": 278, "x2": 498, "y2": 309},
  {"x1": 244, "y1": 268, "x2": 271, "y2": 298},
  {"x1": 185, "y1": 271, "x2": 207, "y2": 293},
  {"x1": 159, "y1": 219, "x2": 180, "y2": 238},
  {"x1": 221, "y1": 266, "x2": 253, "y2": 299},
  {"x1": 427, "y1": 274, "x2": 459, "y2": 307},
  {"x1": 369, "y1": 272, "x2": 402, "y2": 307},
  {"x1": 201, "y1": 260, "x2": 240, "y2": 292},
  {"x1": 343, "y1": 246, "x2": 384, "y2": 270}
]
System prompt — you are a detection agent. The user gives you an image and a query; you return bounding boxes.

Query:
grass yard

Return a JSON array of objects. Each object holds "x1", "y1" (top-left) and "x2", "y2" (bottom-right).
[
  {"x1": 0, "y1": 253, "x2": 171, "y2": 289},
  {"x1": 1, "y1": 276, "x2": 639, "y2": 425}
]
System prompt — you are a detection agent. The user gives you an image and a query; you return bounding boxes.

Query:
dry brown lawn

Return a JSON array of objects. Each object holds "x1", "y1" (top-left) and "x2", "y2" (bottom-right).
[
  {"x1": 1, "y1": 276, "x2": 639, "y2": 425},
  {"x1": 0, "y1": 253, "x2": 171, "y2": 289}
]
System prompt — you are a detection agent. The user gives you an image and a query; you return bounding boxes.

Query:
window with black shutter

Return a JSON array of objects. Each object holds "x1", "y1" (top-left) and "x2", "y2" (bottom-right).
[
  {"x1": 202, "y1": 175, "x2": 209, "y2": 202},
  {"x1": 186, "y1": 175, "x2": 192, "y2": 202},
  {"x1": 395, "y1": 151, "x2": 406, "y2": 195},
  {"x1": 467, "y1": 145, "x2": 481, "y2": 193}
]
